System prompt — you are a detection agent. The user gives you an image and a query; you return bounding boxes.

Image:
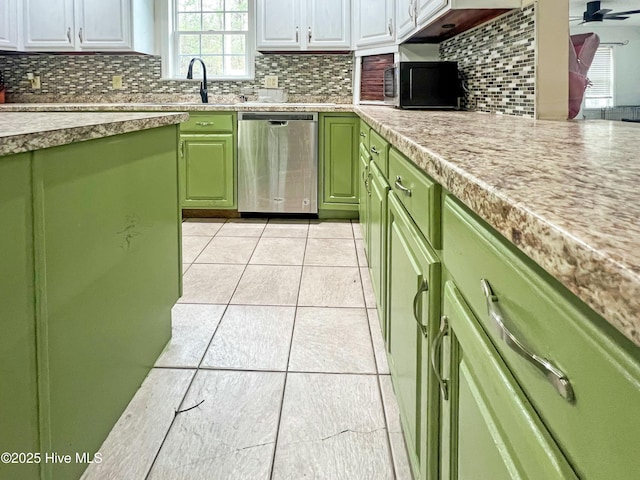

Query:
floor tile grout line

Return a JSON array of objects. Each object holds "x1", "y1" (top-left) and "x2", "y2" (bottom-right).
[
  {"x1": 154, "y1": 365, "x2": 381, "y2": 376},
  {"x1": 268, "y1": 229, "x2": 309, "y2": 480},
  {"x1": 144, "y1": 231, "x2": 262, "y2": 480}
]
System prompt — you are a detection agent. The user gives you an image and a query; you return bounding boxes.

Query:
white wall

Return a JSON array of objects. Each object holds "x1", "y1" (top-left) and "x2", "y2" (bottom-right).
[{"x1": 570, "y1": 24, "x2": 640, "y2": 106}]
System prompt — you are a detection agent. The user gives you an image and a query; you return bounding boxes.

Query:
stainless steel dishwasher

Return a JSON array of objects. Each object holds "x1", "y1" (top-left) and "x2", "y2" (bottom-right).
[{"x1": 237, "y1": 112, "x2": 318, "y2": 214}]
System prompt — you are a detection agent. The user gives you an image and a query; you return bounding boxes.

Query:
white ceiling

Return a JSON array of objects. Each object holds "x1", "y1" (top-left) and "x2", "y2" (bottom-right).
[{"x1": 569, "y1": 0, "x2": 640, "y2": 26}]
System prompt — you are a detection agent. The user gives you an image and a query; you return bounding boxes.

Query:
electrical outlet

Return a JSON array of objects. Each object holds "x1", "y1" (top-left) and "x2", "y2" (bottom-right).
[
  {"x1": 264, "y1": 75, "x2": 278, "y2": 88},
  {"x1": 112, "y1": 75, "x2": 123, "y2": 90},
  {"x1": 31, "y1": 76, "x2": 41, "y2": 89}
]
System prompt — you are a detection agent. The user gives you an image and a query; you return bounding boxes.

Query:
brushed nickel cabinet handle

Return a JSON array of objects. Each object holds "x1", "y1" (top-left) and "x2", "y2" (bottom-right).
[
  {"x1": 367, "y1": 172, "x2": 372, "y2": 196},
  {"x1": 481, "y1": 279, "x2": 575, "y2": 403},
  {"x1": 412, "y1": 279, "x2": 429, "y2": 337},
  {"x1": 195, "y1": 121, "x2": 215, "y2": 126},
  {"x1": 431, "y1": 315, "x2": 449, "y2": 400},
  {"x1": 66, "y1": 27, "x2": 72, "y2": 43},
  {"x1": 308, "y1": 26, "x2": 312, "y2": 42},
  {"x1": 370, "y1": 145, "x2": 380, "y2": 155},
  {"x1": 388, "y1": 18, "x2": 393, "y2": 36},
  {"x1": 295, "y1": 26, "x2": 299, "y2": 43},
  {"x1": 395, "y1": 176, "x2": 412, "y2": 197},
  {"x1": 360, "y1": 131, "x2": 366, "y2": 137},
  {"x1": 180, "y1": 141, "x2": 185, "y2": 158},
  {"x1": 78, "y1": 27, "x2": 83, "y2": 43}
]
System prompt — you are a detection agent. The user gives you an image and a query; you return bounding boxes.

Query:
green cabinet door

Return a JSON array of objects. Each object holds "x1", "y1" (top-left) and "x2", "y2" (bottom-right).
[
  {"x1": 437, "y1": 281, "x2": 577, "y2": 480},
  {"x1": 368, "y1": 161, "x2": 389, "y2": 334},
  {"x1": 320, "y1": 115, "x2": 359, "y2": 211},
  {"x1": 179, "y1": 133, "x2": 235, "y2": 209},
  {"x1": 358, "y1": 145, "x2": 370, "y2": 245},
  {"x1": 32, "y1": 127, "x2": 180, "y2": 479},
  {"x1": 387, "y1": 192, "x2": 441, "y2": 480},
  {"x1": 0, "y1": 154, "x2": 40, "y2": 480}
]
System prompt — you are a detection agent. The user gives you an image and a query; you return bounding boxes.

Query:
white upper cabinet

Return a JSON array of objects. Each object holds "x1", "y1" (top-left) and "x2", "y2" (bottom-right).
[
  {"x1": 415, "y1": 0, "x2": 447, "y2": 25},
  {"x1": 256, "y1": 0, "x2": 301, "y2": 49},
  {"x1": 23, "y1": 0, "x2": 154, "y2": 53},
  {"x1": 0, "y1": 0, "x2": 19, "y2": 50},
  {"x1": 396, "y1": 0, "x2": 416, "y2": 41},
  {"x1": 397, "y1": 0, "x2": 522, "y2": 43},
  {"x1": 354, "y1": 0, "x2": 395, "y2": 48},
  {"x1": 256, "y1": 0, "x2": 351, "y2": 50},
  {"x1": 23, "y1": 0, "x2": 74, "y2": 49},
  {"x1": 307, "y1": 0, "x2": 350, "y2": 48}
]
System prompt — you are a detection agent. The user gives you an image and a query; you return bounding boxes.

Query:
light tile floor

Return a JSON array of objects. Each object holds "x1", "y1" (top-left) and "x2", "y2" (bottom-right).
[{"x1": 82, "y1": 219, "x2": 412, "y2": 480}]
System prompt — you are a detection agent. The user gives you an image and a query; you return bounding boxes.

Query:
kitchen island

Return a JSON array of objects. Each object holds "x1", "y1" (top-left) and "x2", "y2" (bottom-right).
[{"x1": 0, "y1": 111, "x2": 187, "y2": 480}]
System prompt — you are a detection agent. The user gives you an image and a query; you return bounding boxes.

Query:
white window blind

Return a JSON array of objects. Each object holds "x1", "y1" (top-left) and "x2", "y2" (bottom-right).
[
  {"x1": 174, "y1": 0, "x2": 252, "y2": 79},
  {"x1": 585, "y1": 46, "x2": 613, "y2": 108}
]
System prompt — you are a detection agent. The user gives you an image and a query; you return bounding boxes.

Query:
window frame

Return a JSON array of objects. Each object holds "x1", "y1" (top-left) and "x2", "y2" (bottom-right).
[
  {"x1": 159, "y1": 0, "x2": 255, "y2": 81},
  {"x1": 584, "y1": 46, "x2": 614, "y2": 109}
]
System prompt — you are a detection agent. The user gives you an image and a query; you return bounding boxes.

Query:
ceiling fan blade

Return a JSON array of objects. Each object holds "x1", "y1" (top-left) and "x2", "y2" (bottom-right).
[
  {"x1": 593, "y1": 9, "x2": 612, "y2": 15},
  {"x1": 607, "y1": 9, "x2": 640, "y2": 15},
  {"x1": 603, "y1": 15, "x2": 630, "y2": 20}
]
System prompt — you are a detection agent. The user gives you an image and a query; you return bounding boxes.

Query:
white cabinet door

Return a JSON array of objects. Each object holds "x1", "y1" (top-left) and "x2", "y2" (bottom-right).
[
  {"x1": 354, "y1": 0, "x2": 394, "y2": 48},
  {"x1": 0, "y1": 0, "x2": 18, "y2": 50},
  {"x1": 307, "y1": 0, "x2": 350, "y2": 49},
  {"x1": 256, "y1": 0, "x2": 301, "y2": 49},
  {"x1": 396, "y1": 0, "x2": 416, "y2": 42},
  {"x1": 23, "y1": 0, "x2": 75, "y2": 50},
  {"x1": 416, "y1": 0, "x2": 447, "y2": 24},
  {"x1": 75, "y1": 0, "x2": 130, "y2": 50}
]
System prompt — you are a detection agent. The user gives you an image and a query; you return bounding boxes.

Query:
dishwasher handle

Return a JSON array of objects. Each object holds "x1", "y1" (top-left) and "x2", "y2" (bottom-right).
[{"x1": 268, "y1": 120, "x2": 289, "y2": 127}]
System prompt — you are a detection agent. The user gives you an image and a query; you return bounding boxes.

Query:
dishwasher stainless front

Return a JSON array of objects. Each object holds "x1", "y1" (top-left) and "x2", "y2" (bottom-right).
[{"x1": 238, "y1": 112, "x2": 318, "y2": 214}]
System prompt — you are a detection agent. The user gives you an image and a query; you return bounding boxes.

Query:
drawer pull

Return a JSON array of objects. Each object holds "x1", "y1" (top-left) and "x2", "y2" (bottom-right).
[
  {"x1": 360, "y1": 131, "x2": 366, "y2": 137},
  {"x1": 180, "y1": 141, "x2": 185, "y2": 158},
  {"x1": 370, "y1": 146, "x2": 380, "y2": 155},
  {"x1": 196, "y1": 121, "x2": 216, "y2": 126},
  {"x1": 394, "y1": 176, "x2": 412, "y2": 197},
  {"x1": 412, "y1": 279, "x2": 429, "y2": 337},
  {"x1": 431, "y1": 315, "x2": 449, "y2": 400},
  {"x1": 481, "y1": 279, "x2": 575, "y2": 403},
  {"x1": 367, "y1": 172, "x2": 372, "y2": 196}
]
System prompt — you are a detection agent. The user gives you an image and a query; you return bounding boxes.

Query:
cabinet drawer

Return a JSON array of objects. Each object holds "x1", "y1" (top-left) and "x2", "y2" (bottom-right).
[
  {"x1": 369, "y1": 129, "x2": 389, "y2": 176},
  {"x1": 442, "y1": 194, "x2": 640, "y2": 480},
  {"x1": 359, "y1": 119, "x2": 370, "y2": 151},
  {"x1": 180, "y1": 113, "x2": 235, "y2": 133},
  {"x1": 388, "y1": 147, "x2": 441, "y2": 249}
]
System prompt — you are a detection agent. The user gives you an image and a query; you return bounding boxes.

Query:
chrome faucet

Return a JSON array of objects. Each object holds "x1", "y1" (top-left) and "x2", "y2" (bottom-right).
[{"x1": 186, "y1": 57, "x2": 208, "y2": 104}]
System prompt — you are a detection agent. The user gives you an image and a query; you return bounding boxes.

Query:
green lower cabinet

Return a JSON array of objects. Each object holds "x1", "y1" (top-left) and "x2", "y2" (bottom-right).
[
  {"x1": 0, "y1": 154, "x2": 40, "y2": 480},
  {"x1": 0, "y1": 127, "x2": 180, "y2": 480},
  {"x1": 386, "y1": 192, "x2": 441, "y2": 480},
  {"x1": 319, "y1": 114, "x2": 359, "y2": 214},
  {"x1": 358, "y1": 145, "x2": 370, "y2": 245},
  {"x1": 368, "y1": 161, "x2": 389, "y2": 334},
  {"x1": 437, "y1": 281, "x2": 577, "y2": 480},
  {"x1": 179, "y1": 134, "x2": 235, "y2": 208}
]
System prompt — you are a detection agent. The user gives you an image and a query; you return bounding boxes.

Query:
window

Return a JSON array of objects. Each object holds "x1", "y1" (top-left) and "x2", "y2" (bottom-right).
[
  {"x1": 585, "y1": 46, "x2": 613, "y2": 109},
  {"x1": 172, "y1": 0, "x2": 253, "y2": 80}
]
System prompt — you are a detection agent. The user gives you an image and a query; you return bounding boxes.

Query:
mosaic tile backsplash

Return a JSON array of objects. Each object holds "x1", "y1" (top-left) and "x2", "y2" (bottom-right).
[
  {"x1": 0, "y1": 53, "x2": 354, "y2": 103},
  {"x1": 440, "y1": 5, "x2": 536, "y2": 118}
]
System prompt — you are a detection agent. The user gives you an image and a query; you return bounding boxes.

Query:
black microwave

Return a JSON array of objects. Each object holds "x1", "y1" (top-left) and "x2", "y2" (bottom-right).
[{"x1": 384, "y1": 61, "x2": 460, "y2": 109}]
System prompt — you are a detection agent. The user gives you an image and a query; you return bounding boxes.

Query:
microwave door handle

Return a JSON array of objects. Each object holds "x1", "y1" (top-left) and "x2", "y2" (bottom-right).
[{"x1": 409, "y1": 71, "x2": 413, "y2": 101}]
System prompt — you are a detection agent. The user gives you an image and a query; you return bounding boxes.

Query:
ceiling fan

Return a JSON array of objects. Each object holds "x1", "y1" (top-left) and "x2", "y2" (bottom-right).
[{"x1": 570, "y1": 1, "x2": 640, "y2": 23}]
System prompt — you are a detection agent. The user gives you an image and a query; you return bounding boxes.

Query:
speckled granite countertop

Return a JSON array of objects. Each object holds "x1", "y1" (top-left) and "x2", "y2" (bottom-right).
[
  {"x1": 0, "y1": 111, "x2": 189, "y2": 156},
  {"x1": 355, "y1": 105, "x2": 640, "y2": 347}
]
